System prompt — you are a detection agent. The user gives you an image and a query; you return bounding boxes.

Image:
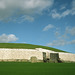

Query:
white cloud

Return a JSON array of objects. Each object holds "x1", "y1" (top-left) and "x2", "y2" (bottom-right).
[
  {"x1": 0, "y1": 0, "x2": 54, "y2": 22},
  {"x1": 61, "y1": 34, "x2": 69, "y2": 39},
  {"x1": 57, "y1": 32, "x2": 69, "y2": 39},
  {"x1": 72, "y1": 0, "x2": 75, "y2": 15},
  {"x1": 55, "y1": 26, "x2": 75, "y2": 40},
  {"x1": 24, "y1": 16, "x2": 34, "y2": 22},
  {"x1": 65, "y1": 26, "x2": 75, "y2": 36},
  {"x1": 60, "y1": 6, "x2": 66, "y2": 10},
  {"x1": 62, "y1": 10, "x2": 71, "y2": 16},
  {"x1": 69, "y1": 40, "x2": 75, "y2": 44},
  {"x1": 47, "y1": 39, "x2": 75, "y2": 46},
  {"x1": 51, "y1": 9, "x2": 71, "y2": 19},
  {"x1": 51, "y1": 0, "x2": 75, "y2": 19},
  {"x1": 43, "y1": 24, "x2": 54, "y2": 31},
  {"x1": 18, "y1": 16, "x2": 34, "y2": 23},
  {"x1": 47, "y1": 26, "x2": 75, "y2": 46},
  {"x1": 0, "y1": 34, "x2": 18, "y2": 43},
  {"x1": 70, "y1": 27, "x2": 75, "y2": 36},
  {"x1": 55, "y1": 31, "x2": 60, "y2": 36},
  {"x1": 47, "y1": 39, "x2": 67, "y2": 46}
]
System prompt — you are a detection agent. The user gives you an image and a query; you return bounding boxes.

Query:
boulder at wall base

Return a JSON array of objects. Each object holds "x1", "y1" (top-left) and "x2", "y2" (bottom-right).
[
  {"x1": 30, "y1": 56, "x2": 37, "y2": 63},
  {"x1": 49, "y1": 53, "x2": 61, "y2": 63}
]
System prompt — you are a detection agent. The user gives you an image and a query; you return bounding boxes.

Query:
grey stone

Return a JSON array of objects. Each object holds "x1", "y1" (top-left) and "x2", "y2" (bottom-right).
[{"x1": 30, "y1": 56, "x2": 37, "y2": 63}]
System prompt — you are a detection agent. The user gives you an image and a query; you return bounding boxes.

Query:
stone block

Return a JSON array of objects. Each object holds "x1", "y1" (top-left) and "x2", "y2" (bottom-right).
[
  {"x1": 30, "y1": 56, "x2": 37, "y2": 63},
  {"x1": 50, "y1": 53, "x2": 59, "y2": 63}
]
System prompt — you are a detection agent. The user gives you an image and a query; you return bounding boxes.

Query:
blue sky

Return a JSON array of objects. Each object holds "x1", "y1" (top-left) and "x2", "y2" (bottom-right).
[{"x1": 0, "y1": 0, "x2": 75, "y2": 53}]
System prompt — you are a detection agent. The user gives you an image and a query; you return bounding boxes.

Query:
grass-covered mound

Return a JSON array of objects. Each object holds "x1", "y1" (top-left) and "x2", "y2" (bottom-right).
[
  {"x1": 0, "y1": 43, "x2": 66, "y2": 52},
  {"x1": 0, "y1": 62, "x2": 75, "y2": 75}
]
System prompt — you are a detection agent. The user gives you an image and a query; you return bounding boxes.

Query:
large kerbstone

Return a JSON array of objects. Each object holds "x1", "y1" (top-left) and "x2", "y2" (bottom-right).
[
  {"x1": 50, "y1": 53, "x2": 60, "y2": 63},
  {"x1": 30, "y1": 56, "x2": 37, "y2": 63}
]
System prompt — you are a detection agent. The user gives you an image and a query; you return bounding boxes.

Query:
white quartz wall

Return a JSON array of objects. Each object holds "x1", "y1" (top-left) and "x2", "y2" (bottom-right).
[
  {"x1": 0, "y1": 48, "x2": 43, "y2": 60},
  {"x1": 0, "y1": 48, "x2": 75, "y2": 62},
  {"x1": 59, "y1": 53, "x2": 75, "y2": 62}
]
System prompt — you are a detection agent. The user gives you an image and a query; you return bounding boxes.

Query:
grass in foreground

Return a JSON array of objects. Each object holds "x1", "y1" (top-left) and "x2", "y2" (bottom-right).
[
  {"x1": 0, "y1": 62, "x2": 75, "y2": 75},
  {"x1": 0, "y1": 43, "x2": 66, "y2": 52}
]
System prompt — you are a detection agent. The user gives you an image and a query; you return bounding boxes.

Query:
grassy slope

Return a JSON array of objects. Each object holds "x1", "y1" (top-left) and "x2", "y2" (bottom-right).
[
  {"x1": 0, "y1": 43, "x2": 66, "y2": 52},
  {"x1": 0, "y1": 62, "x2": 75, "y2": 75}
]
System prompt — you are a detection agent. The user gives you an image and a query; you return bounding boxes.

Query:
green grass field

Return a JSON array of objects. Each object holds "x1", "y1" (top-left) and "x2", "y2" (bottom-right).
[
  {"x1": 0, "y1": 62, "x2": 75, "y2": 75},
  {"x1": 0, "y1": 43, "x2": 66, "y2": 52}
]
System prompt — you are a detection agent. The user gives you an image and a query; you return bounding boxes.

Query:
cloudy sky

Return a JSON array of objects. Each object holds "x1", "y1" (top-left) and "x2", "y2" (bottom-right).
[{"x1": 0, "y1": 0, "x2": 75, "y2": 53}]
